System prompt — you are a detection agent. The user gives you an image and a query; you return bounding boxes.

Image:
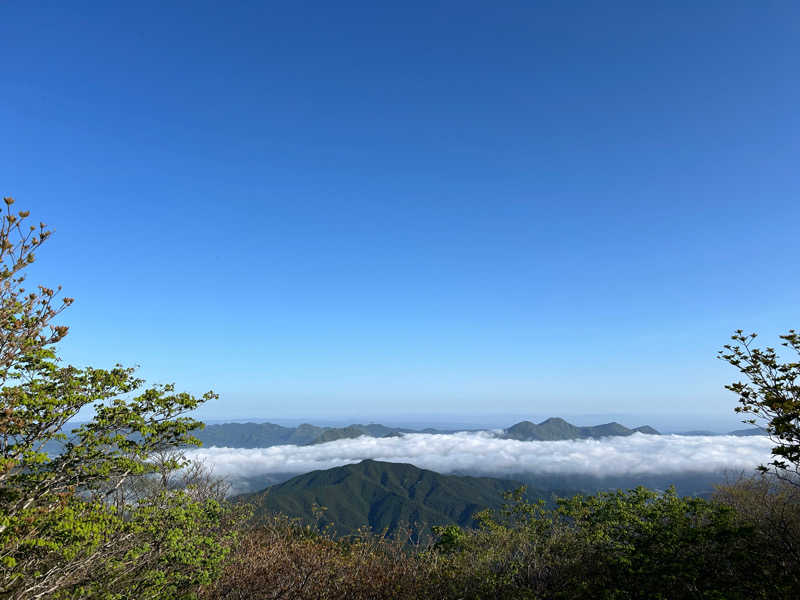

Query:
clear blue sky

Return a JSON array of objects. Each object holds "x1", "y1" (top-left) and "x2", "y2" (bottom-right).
[{"x1": 2, "y1": 1, "x2": 798, "y2": 425}]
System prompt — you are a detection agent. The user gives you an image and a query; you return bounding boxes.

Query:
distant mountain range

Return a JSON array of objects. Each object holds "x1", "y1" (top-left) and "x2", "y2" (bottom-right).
[
  {"x1": 193, "y1": 417, "x2": 663, "y2": 448},
  {"x1": 193, "y1": 422, "x2": 441, "y2": 448},
  {"x1": 681, "y1": 427, "x2": 766, "y2": 437},
  {"x1": 236, "y1": 459, "x2": 557, "y2": 538},
  {"x1": 40, "y1": 419, "x2": 765, "y2": 457},
  {"x1": 500, "y1": 417, "x2": 659, "y2": 441}
]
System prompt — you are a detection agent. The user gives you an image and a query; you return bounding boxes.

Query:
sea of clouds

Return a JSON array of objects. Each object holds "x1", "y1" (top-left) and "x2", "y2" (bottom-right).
[{"x1": 184, "y1": 432, "x2": 774, "y2": 484}]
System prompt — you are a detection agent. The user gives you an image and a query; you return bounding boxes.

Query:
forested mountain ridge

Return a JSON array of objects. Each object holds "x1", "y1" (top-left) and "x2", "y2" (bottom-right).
[
  {"x1": 192, "y1": 417, "x2": 661, "y2": 448},
  {"x1": 193, "y1": 422, "x2": 429, "y2": 448},
  {"x1": 236, "y1": 459, "x2": 539, "y2": 537},
  {"x1": 500, "y1": 417, "x2": 659, "y2": 441}
]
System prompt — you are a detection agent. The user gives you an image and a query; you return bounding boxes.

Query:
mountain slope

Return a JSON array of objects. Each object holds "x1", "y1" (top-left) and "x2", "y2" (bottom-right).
[
  {"x1": 237, "y1": 460, "x2": 527, "y2": 537},
  {"x1": 633, "y1": 425, "x2": 660, "y2": 435},
  {"x1": 194, "y1": 422, "x2": 425, "y2": 448},
  {"x1": 502, "y1": 417, "x2": 659, "y2": 441}
]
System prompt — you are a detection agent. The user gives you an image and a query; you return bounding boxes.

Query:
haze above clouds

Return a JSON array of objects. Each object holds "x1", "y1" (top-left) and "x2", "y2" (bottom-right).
[{"x1": 187, "y1": 432, "x2": 774, "y2": 484}]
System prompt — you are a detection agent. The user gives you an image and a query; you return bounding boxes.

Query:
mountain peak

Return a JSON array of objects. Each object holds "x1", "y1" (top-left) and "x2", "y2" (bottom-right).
[
  {"x1": 503, "y1": 418, "x2": 659, "y2": 441},
  {"x1": 238, "y1": 460, "x2": 525, "y2": 538},
  {"x1": 540, "y1": 417, "x2": 569, "y2": 425}
]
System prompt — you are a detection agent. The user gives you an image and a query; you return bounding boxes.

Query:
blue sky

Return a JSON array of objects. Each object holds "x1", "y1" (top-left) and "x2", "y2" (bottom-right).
[{"x1": 2, "y1": 1, "x2": 798, "y2": 426}]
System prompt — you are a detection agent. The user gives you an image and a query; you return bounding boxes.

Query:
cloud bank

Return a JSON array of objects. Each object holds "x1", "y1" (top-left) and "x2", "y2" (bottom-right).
[{"x1": 185, "y1": 432, "x2": 775, "y2": 483}]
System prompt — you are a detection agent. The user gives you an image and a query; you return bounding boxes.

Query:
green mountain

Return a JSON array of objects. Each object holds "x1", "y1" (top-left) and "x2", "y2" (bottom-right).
[
  {"x1": 237, "y1": 460, "x2": 529, "y2": 538},
  {"x1": 502, "y1": 417, "x2": 659, "y2": 441},
  {"x1": 193, "y1": 422, "x2": 423, "y2": 448}
]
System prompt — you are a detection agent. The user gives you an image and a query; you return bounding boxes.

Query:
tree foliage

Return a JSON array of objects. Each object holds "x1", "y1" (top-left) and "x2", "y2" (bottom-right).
[
  {"x1": 426, "y1": 486, "x2": 765, "y2": 600},
  {"x1": 0, "y1": 199, "x2": 239, "y2": 599},
  {"x1": 719, "y1": 329, "x2": 800, "y2": 483}
]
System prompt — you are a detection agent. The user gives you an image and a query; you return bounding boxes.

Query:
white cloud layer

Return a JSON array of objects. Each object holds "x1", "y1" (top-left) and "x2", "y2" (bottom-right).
[{"x1": 185, "y1": 432, "x2": 775, "y2": 482}]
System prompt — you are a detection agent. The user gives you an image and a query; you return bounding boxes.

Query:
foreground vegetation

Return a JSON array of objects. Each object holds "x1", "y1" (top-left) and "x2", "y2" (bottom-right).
[
  {"x1": 2, "y1": 200, "x2": 799, "y2": 598},
  {"x1": 0, "y1": 201, "x2": 244, "y2": 599},
  {"x1": 204, "y1": 476, "x2": 800, "y2": 600}
]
